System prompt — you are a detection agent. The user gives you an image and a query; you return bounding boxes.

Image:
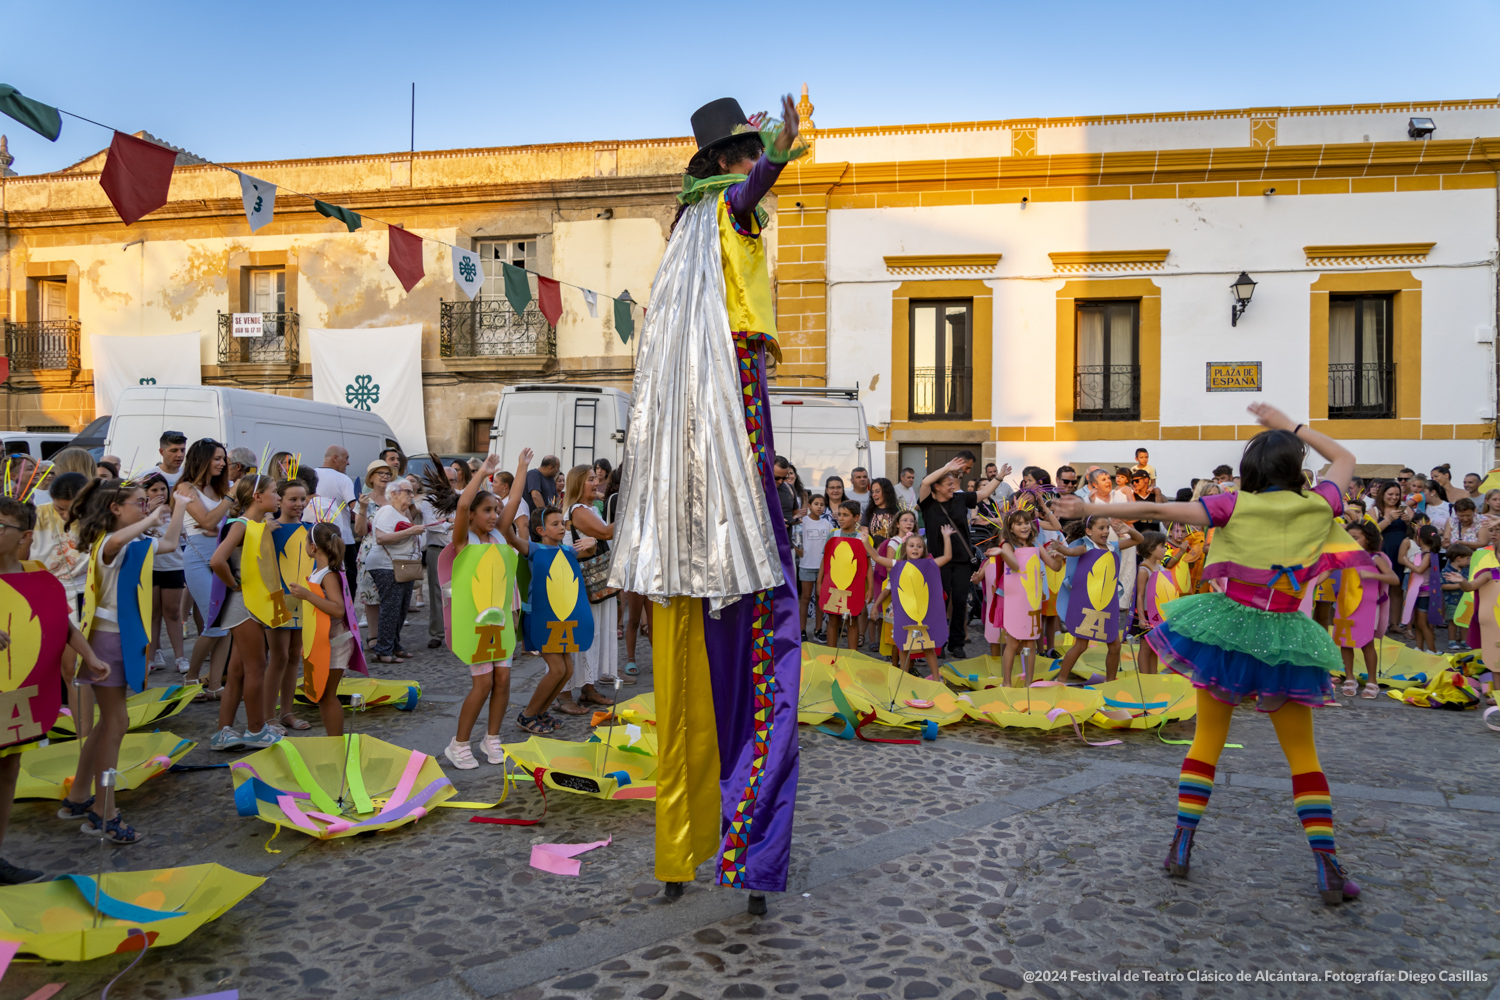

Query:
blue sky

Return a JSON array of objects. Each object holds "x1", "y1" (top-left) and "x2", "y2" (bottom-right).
[{"x1": 4, "y1": 0, "x2": 1499, "y2": 175}]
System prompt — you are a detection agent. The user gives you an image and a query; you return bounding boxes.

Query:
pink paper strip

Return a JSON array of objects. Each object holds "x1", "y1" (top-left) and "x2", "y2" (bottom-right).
[
  {"x1": 22, "y1": 987, "x2": 67, "y2": 1000},
  {"x1": 0, "y1": 939, "x2": 19, "y2": 982},
  {"x1": 529, "y1": 836, "x2": 612, "y2": 877},
  {"x1": 378, "y1": 750, "x2": 427, "y2": 817}
]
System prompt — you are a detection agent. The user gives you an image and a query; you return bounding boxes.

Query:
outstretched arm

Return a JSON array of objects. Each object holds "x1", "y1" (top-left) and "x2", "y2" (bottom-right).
[
  {"x1": 1248, "y1": 401, "x2": 1356, "y2": 493},
  {"x1": 499, "y1": 449, "x2": 532, "y2": 556},
  {"x1": 455, "y1": 453, "x2": 500, "y2": 553}
]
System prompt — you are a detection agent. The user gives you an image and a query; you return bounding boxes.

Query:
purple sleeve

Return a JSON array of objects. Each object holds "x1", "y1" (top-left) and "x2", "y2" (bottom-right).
[
  {"x1": 725, "y1": 155, "x2": 788, "y2": 228},
  {"x1": 1311, "y1": 481, "x2": 1344, "y2": 517},
  {"x1": 1200, "y1": 491, "x2": 1238, "y2": 528}
]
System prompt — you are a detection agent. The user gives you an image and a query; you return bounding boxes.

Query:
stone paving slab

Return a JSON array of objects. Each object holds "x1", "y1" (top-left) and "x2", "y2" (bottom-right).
[{"x1": 0, "y1": 614, "x2": 1495, "y2": 1000}]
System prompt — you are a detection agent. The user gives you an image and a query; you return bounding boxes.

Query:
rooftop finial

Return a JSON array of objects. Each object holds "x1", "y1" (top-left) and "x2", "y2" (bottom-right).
[
  {"x1": 796, "y1": 84, "x2": 815, "y2": 131},
  {"x1": 0, "y1": 135, "x2": 13, "y2": 176}
]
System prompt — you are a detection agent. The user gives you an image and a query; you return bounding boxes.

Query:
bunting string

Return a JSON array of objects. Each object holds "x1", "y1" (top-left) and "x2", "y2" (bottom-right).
[{"x1": 1, "y1": 88, "x2": 646, "y2": 341}]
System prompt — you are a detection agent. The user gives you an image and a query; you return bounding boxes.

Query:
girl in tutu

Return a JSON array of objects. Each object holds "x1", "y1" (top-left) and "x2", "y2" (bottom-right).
[{"x1": 1053, "y1": 402, "x2": 1367, "y2": 905}]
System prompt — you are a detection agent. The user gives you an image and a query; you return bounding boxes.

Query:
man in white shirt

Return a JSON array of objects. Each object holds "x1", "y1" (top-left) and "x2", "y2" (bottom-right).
[
  {"x1": 154, "y1": 431, "x2": 187, "y2": 487},
  {"x1": 306, "y1": 445, "x2": 359, "y2": 585},
  {"x1": 848, "y1": 467, "x2": 872, "y2": 514},
  {"x1": 894, "y1": 467, "x2": 919, "y2": 508}
]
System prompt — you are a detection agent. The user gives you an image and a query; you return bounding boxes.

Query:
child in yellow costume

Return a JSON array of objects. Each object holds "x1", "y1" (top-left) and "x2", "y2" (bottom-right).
[{"x1": 1055, "y1": 402, "x2": 1368, "y2": 906}]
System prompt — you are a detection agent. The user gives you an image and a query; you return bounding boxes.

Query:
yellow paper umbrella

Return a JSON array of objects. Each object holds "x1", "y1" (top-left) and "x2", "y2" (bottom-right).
[
  {"x1": 47, "y1": 684, "x2": 200, "y2": 738},
  {"x1": 15, "y1": 732, "x2": 196, "y2": 800},
  {"x1": 1084, "y1": 674, "x2": 1197, "y2": 729},
  {"x1": 797, "y1": 655, "x2": 838, "y2": 725},
  {"x1": 940, "y1": 654, "x2": 1067, "y2": 690},
  {"x1": 831, "y1": 660, "x2": 972, "y2": 729},
  {"x1": 971, "y1": 685, "x2": 1108, "y2": 733},
  {"x1": 295, "y1": 675, "x2": 421, "y2": 711},
  {"x1": 613, "y1": 692, "x2": 657, "y2": 727},
  {"x1": 231, "y1": 734, "x2": 458, "y2": 839},
  {"x1": 500, "y1": 736, "x2": 658, "y2": 800},
  {"x1": 0, "y1": 863, "x2": 263, "y2": 961}
]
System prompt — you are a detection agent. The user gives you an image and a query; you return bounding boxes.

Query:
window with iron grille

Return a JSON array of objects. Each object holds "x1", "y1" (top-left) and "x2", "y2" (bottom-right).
[
  {"x1": 909, "y1": 300, "x2": 972, "y2": 420},
  {"x1": 440, "y1": 238, "x2": 553, "y2": 359},
  {"x1": 1328, "y1": 294, "x2": 1394, "y2": 419},
  {"x1": 1074, "y1": 301, "x2": 1140, "y2": 421}
]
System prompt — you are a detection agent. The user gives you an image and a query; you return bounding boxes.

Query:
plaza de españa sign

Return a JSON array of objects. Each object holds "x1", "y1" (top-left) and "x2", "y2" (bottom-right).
[{"x1": 1205, "y1": 362, "x2": 1262, "y2": 392}]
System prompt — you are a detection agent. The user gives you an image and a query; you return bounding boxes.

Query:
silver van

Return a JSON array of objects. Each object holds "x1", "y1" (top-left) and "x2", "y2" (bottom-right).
[{"x1": 489, "y1": 385, "x2": 631, "y2": 472}]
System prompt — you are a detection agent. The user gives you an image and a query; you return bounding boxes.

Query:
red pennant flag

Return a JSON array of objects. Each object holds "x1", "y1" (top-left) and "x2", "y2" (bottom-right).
[
  {"x1": 99, "y1": 131, "x2": 177, "y2": 226},
  {"x1": 387, "y1": 224, "x2": 424, "y2": 292},
  {"x1": 537, "y1": 276, "x2": 562, "y2": 329}
]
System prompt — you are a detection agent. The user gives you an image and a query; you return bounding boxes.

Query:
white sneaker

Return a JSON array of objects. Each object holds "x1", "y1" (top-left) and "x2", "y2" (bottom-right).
[
  {"x1": 175, "y1": 657, "x2": 191, "y2": 674},
  {"x1": 357, "y1": 615, "x2": 368, "y2": 629},
  {"x1": 444, "y1": 738, "x2": 478, "y2": 770},
  {"x1": 240, "y1": 725, "x2": 283, "y2": 749},
  {"x1": 151, "y1": 650, "x2": 167, "y2": 668},
  {"x1": 480, "y1": 735, "x2": 504, "y2": 765}
]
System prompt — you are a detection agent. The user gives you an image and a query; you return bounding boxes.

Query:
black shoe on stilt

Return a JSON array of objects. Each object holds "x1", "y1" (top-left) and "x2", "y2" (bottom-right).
[
  {"x1": 747, "y1": 893, "x2": 768, "y2": 916},
  {"x1": 1314, "y1": 851, "x2": 1360, "y2": 905},
  {"x1": 663, "y1": 881, "x2": 684, "y2": 899}
]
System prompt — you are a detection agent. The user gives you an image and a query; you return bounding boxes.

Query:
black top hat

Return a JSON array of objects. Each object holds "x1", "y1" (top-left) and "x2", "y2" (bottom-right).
[{"x1": 691, "y1": 97, "x2": 756, "y2": 154}]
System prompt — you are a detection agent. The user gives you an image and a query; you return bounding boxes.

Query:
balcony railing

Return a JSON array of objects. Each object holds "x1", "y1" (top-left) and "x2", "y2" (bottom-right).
[
  {"x1": 4, "y1": 320, "x2": 81, "y2": 372},
  {"x1": 440, "y1": 297, "x2": 556, "y2": 359},
  {"x1": 910, "y1": 365, "x2": 971, "y2": 420},
  {"x1": 1328, "y1": 362, "x2": 1395, "y2": 419},
  {"x1": 1074, "y1": 364, "x2": 1141, "y2": 421},
  {"x1": 217, "y1": 312, "x2": 299, "y2": 365}
]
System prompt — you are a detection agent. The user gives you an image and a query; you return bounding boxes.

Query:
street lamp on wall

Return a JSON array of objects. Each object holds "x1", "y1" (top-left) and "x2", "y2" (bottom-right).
[{"x1": 1230, "y1": 271, "x2": 1257, "y2": 327}]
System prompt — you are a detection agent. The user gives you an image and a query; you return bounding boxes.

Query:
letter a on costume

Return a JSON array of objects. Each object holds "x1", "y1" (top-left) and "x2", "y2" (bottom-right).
[
  {"x1": 818, "y1": 537, "x2": 870, "y2": 614},
  {"x1": 1078, "y1": 607, "x2": 1110, "y2": 640},
  {"x1": 544, "y1": 621, "x2": 579, "y2": 653}
]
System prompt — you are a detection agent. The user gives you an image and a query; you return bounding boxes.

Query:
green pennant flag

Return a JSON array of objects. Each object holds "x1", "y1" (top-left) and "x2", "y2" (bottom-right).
[
  {"x1": 0, "y1": 84, "x2": 61, "y2": 141},
  {"x1": 315, "y1": 200, "x2": 362, "y2": 232},
  {"x1": 502, "y1": 261, "x2": 532, "y2": 318},
  {"x1": 613, "y1": 297, "x2": 635, "y2": 344}
]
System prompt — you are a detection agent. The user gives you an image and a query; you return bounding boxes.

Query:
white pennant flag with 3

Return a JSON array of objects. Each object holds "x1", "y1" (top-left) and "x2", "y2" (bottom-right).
[
  {"x1": 582, "y1": 289, "x2": 598, "y2": 318},
  {"x1": 452, "y1": 245, "x2": 483, "y2": 301},
  {"x1": 234, "y1": 170, "x2": 276, "y2": 232}
]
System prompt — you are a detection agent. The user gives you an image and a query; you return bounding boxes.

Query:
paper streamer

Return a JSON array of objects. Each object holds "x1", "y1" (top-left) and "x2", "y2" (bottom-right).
[
  {"x1": 21, "y1": 986, "x2": 67, "y2": 1000},
  {"x1": 529, "y1": 836, "x2": 612, "y2": 877},
  {"x1": 0, "y1": 940, "x2": 19, "y2": 981}
]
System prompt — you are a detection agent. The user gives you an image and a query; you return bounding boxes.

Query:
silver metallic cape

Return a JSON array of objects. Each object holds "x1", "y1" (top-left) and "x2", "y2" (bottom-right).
[{"x1": 606, "y1": 197, "x2": 785, "y2": 610}]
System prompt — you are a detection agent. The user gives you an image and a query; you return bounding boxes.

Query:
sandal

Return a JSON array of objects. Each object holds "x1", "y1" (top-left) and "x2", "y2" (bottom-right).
[
  {"x1": 554, "y1": 699, "x2": 590, "y2": 716},
  {"x1": 376, "y1": 655, "x2": 400, "y2": 664},
  {"x1": 517, "y1": 712, "x2": 555, "y2": 735},
  {"x1": 1340, "y1": 679, "x2": 1358, "y2": 697},
  {"x1": 580, "y1": 689, "x2": 615, "y2": 707},
  {"x1": 82, "y1": 811, "x2": 140, "y2": 845},
  {"x1": 1360, "y1": 682, "x2": 1380, "y2": 699},
  {"x1": 279, "y1": 713, "x2": 311, "y2": 731}
]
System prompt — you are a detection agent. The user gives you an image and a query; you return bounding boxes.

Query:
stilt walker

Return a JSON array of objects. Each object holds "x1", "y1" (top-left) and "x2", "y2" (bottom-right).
[
  {"x1": 609, "y1": 93, "x2": 808, "y2": 913},
  {"x1": 1054, "y1": 403, "x2": 1370, "y2": 905}
]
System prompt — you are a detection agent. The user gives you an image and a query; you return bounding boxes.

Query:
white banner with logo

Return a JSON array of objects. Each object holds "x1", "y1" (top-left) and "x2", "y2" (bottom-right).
[
  {"x1": 233, "y1": 170, "x2": 277, "y2": 232},
  {"x1": 451, "y1": 245, "x2": 483, "y2": 300},
  {"x1": 89, "y1": 331, "x2": 204, "y2": 417},
  {"x1": 307, "y1": 324, "x2": 429, "y2": 457}
]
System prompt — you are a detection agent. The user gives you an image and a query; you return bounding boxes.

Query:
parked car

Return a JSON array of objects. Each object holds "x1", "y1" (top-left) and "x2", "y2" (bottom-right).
[{"x1": 66, "y1": 415, "x2": 112, "y2": 459}]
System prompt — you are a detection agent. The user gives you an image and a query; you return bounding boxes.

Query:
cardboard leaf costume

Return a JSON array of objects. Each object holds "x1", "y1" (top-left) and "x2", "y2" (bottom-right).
[
  {"x1": 891, "y1": 559, "x2": 947, "y2": 652},
  {"x1": 1139, "y1": 566, "x2": 1180, "y2": 630},
  {"x1": 271, "y1": 523, "x2": 311, "y2": 630},
  {"x1": 81, "y1": 536, "x2": 155, "y2": 693},
  {"x1": 1330, "y1": 566, "x2": 1380, "y2": 650},
  {"x1": 818, "y1": 535, "x2": 870, "y2": 616},
  {"x1": 1147, "y1": 482, "x2": 1370, "y2": 710},
  {"x1": 438, "y1": 535, "x2": 519, "y2": 663},
  {"x1": 1001, "y1": 547, "x2": 1046, "y2": 641},
  {"x1": 299, "y1": 567, "x2": 369, "y2": 702},
  {"x1": 603, "y1": 97, "x2": 806, "y2": 893},
  {"x1": 524, "y1": 544, "x2": 591, "y2": 654},
  {"x1": 0, "y1": 564, "x2": 70, "y2": 752},
  {"x1": 204, "y1": 519, "x2": 289, "y2": 631},
  {"x1": 1058, "y1": 543, "x2": 1122, "y2": 644}
]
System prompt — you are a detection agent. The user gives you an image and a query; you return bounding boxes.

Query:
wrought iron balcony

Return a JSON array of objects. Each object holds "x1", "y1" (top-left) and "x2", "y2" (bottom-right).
[
  {"x1": 217, "y1": 312, "x2": 299, "y2": 366},
  {"x1": 910, "y1": 365, "x2": 972, "y2": 420},
  {"x1": 1328, "y1": 362, "x2": 1395, "y2": 419},
  {"x1": 1074, "y1": 364, "x2": 1141, "y2": 421},
  {"x1": 440, "y1": 297, "x2": 556, "y2": 361},
  {"x1": 4, "y1": 320, "x2": 81, "y2": 372}
]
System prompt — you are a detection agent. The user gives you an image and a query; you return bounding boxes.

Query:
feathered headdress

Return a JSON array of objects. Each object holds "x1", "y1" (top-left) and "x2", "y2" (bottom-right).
[{"x1": 420, "y1": 465, "x2": 460, "y2": 516}]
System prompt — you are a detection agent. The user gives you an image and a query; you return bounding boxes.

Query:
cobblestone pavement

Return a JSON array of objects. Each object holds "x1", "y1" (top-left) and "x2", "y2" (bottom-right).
[{"x1": 3, "y1": 608, "x2": 1498, "y2": 1000}]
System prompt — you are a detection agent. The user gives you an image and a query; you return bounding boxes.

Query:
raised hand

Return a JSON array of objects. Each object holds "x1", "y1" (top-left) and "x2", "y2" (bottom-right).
[{"x1": 1247, "y1": 402, "x2": 1296, "y2": 432}]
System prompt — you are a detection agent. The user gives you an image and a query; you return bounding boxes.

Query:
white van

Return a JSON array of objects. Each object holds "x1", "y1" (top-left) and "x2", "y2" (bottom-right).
[
  {"x1": 767, "y1": 387, "x2": 871, "y2": 491},
  {"x1": 2, "y1": 432, "x2": 79, "y2": 462},
  {"x1": 104, "y1": 386, "x2": 399, "y2": 476},
  {"x1": 489, "y1": 385, "x2": 631, "y2": 472}
]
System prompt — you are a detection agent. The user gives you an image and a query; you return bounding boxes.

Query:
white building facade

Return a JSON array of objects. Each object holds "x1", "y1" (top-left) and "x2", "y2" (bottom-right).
[{"x1": 770, "y1": 96, "x2": 1500, "y2": 490}]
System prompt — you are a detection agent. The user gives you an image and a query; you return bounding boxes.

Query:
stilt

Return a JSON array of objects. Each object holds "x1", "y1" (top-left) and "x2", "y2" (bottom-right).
[
  {"x1": 663, "y1": 880, "x2": 684, "y2": 899},
  {"x1": 746, "y1": 892, "x2": 768, "y2": 916}
]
